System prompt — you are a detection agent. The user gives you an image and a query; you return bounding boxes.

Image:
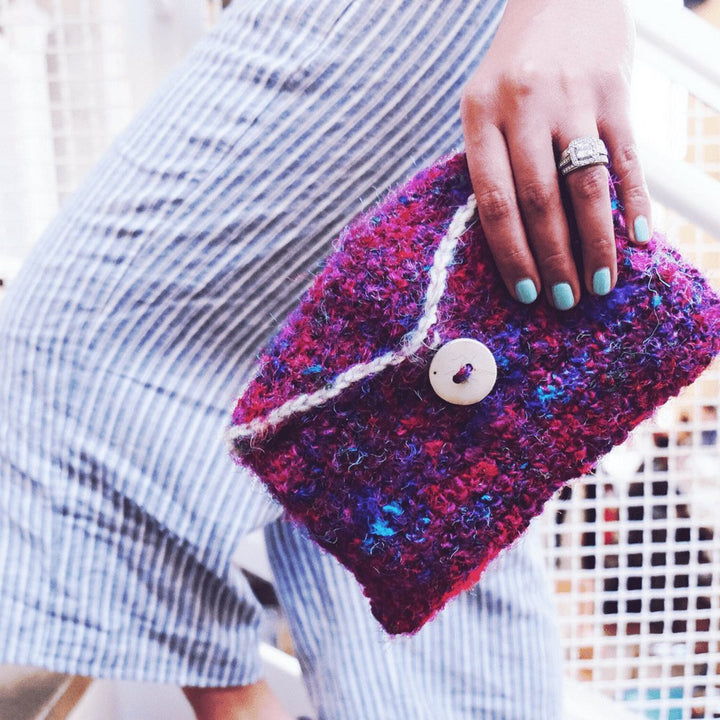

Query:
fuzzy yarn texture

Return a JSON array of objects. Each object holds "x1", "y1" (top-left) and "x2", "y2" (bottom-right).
[{"x1": 228, "y1": 153, "x2": 720, "y2": 635}]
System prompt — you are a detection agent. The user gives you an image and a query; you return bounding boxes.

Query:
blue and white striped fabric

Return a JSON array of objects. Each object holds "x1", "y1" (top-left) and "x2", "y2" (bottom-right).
[
  {"x1": 269, "y1": 520, "x2": 562, "y2": 719},
  {"x1": 0, "y1": 0, "x2": 562, "y2": 716}
]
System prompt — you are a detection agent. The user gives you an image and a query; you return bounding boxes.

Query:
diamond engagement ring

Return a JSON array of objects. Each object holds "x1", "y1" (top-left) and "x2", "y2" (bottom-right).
[{"x1": 558, "y1": 137, "x2": 609, "y2": 176}]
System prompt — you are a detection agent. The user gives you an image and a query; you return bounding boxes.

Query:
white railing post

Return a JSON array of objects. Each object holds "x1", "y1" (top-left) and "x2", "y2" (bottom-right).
[{"x1": 632, "y1": 0, "x2": 720, "y2": 113}]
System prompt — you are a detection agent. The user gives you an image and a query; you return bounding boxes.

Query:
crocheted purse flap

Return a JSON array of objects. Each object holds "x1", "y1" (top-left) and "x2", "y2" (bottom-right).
[
  {"x1": 227, "y1": 153, "x2": 720, "y2": 634},
  {"x1": 228, "y1": 155, "x2": 475, "y2": 445}
]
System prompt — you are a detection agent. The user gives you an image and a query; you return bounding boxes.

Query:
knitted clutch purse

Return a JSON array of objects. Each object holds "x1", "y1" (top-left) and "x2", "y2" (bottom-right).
[{"x1": 227, "y1": 153, "x2": 720, "y2": 635}]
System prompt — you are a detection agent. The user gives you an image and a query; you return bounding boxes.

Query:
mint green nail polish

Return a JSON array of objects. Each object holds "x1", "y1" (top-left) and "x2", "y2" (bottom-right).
[
  {"x1": 634, "y1": 215, "x2": 650, "y2": 243},
  {"x1": 593, "y1": 267, "x2": 611, "y2": 296},
  {"x1": 552, "y1": 282, "x2": 575, "y2": 310},
  {"x1": 515, "y1": 278, "x2": 537, "y2": 304}
]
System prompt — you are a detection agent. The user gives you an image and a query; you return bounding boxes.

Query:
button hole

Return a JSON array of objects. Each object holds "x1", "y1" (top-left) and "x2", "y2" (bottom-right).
[{"x1": 452, "y1": 364, "x2": 473, "y2": 384}]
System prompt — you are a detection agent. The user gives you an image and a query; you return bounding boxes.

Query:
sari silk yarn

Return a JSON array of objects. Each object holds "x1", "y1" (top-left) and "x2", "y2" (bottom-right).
[{"x1": 228, "y1": 154, "x2": 720, "y2": 635}]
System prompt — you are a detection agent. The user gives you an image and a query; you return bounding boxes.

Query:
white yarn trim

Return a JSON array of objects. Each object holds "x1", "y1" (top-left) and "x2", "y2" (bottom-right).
[{"x1": 226, "y1": 194, "x2": 477, "y2": 448}]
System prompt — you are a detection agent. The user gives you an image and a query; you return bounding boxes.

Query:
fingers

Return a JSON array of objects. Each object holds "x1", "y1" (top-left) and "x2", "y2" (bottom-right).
[
  {"x1": 601, "y1": 119, "x2": 653, "y2": 245},
  {"x1": 505, "y1": 128, "x2": 580, "y2": 310},
  {"x1": 466, "y1": 121, "x2": 644, "y2": 309},
  {"x1": 465, "y1": 124, "x2": 542, "y2": 305},
  {"x1": 558, "y1": 128, "x2": 617, "y2": 298}
]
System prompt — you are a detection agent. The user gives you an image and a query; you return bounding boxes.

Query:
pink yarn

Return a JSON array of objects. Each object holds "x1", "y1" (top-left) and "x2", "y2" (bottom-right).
[{"x1": 229, "y1": 153, "x2": 720, "y2": 634}]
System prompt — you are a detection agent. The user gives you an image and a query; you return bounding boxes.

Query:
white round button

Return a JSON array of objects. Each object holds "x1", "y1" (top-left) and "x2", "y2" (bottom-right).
[{"x1": 429, "y1": 338, "x2": 497, "y2": 405}]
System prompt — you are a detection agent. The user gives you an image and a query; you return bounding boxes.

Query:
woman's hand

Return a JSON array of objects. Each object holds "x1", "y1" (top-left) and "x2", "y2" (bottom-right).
[{"x1": 461, "y1": 0, "x2": 652, "y2": 309}]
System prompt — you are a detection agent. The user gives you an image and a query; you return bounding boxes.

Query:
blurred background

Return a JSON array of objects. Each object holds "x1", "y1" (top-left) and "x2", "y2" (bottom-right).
[{"x1": 0, "y1": 0, "x2": 719, "y2": 718}]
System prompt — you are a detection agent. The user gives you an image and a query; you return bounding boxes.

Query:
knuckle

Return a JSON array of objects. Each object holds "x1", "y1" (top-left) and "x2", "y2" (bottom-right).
[
  {"x1": 460, "y1": 88, "x2": 493, "y2": 122},
  {"x1": 620, "y1": 175, "x2": 650, "y2": 206},
  {"x1": 518, "y1": 181, "x2": 556, "y2": 216},
  {"x1": 476, "y1": 187, "x2": 515, "y2": 224},
  {"x1": 459, "y1": 90, "x2": 475, "y2": 120},
  {"x1": 596, "y1": 67, "x2": 621, "y2": 95},
  {"x1": 496, "y1": 245, "x2": 529, "y2": 275},
  {"x1": 500, "y1": 64, "x2": 538, "y2": 98},
  {"x1": 571, "y1": 166, "x2": 609, "y2": 202},
  {"x1": 557, "y1": 67, "x2": 584, "y2": 96},
  {"x1": 539, "y1": 249, "x2": 570, "y2": 278},
  {"x1": 611, "y1": 142, "x2": 640, "y2": 177},
  {"x1": 621, "y1": 180, "x2": 650, "y2": 207},
  {"x1": 588, "y1": 233, "x2": 617, "y2": 256}
]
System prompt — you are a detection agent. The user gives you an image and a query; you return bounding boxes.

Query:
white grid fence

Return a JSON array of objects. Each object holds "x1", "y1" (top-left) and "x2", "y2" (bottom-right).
[{"x1": 541, "y1": 89, "x2": 720, "y2": 719}]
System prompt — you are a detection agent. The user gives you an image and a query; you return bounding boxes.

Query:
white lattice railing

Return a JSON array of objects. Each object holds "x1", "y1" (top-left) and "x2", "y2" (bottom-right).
[{"x1": 541, "y1": 3, "x2": 720, "y2": 717}]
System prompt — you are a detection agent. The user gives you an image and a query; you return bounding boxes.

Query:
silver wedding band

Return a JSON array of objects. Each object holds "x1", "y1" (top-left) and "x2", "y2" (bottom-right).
[{"x1": 558, "y1": 137, "x2": 609, "y2": 176}]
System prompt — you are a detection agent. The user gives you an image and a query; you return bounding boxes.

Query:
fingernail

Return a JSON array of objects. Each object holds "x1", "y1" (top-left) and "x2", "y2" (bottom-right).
[
  {"x1": 593, "y1": 267, "x2": 612, "y2": 296},
  {"x1": 552, "y1": 282, "x2": 575, "y2": 311},
  {"x1": 634, "y1": 215, "x2": 650, "y2": 243},
  {"x1": 515, "y1": 278, "x2": 538, "y2": 304}
]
